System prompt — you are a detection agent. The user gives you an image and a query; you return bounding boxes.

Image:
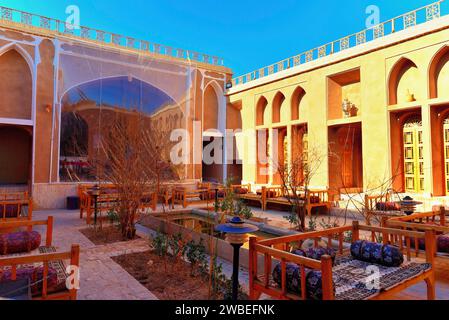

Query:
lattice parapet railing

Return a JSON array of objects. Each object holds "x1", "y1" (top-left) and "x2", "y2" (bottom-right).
[
  {"x1": 0, "y1": 6, "x2": 224, "y2": 67},
  {"x1": 231, "y1": 0, "x2": 446, "y2": 87}
]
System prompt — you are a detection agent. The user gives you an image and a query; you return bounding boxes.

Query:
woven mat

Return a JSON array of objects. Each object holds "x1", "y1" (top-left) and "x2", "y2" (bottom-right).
[{"x1": 333, "y1": 255, "x2": 431, "y2": 300}]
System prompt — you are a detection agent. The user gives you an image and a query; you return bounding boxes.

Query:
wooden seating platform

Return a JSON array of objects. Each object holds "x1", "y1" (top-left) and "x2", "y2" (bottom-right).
[
  {"x1": 0, "y1": 191, "x2": 33, "y2": 222},
  {"x1": 0, "y1": 217, "x2": 80, "y2": 300},
  {"x1": 249, "y1": 222, "x2": 436, "y2": 300}
]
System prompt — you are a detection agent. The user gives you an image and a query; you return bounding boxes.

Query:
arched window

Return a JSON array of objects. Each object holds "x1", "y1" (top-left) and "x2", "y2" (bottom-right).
[{"x1": 60, "y1": 76, "x2": 177, "y2": 182}]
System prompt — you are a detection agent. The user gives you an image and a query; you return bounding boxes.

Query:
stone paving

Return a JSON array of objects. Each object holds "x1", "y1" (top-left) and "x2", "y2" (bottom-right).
[
  {"x1": 33, "y1": 210, "x2": 158, "y2": 300},
  {"x1": 32, "y1": 208, "x2": 250, "y2": 300},
  {"x1": 31, "y1": 205, "x2": 449, "y2": 300}
]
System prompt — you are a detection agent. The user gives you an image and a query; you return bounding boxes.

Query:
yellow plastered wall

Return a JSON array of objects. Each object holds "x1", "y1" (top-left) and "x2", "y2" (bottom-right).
[{"x1": 228, "y1": 24, "x2": 449, "y2": 195}]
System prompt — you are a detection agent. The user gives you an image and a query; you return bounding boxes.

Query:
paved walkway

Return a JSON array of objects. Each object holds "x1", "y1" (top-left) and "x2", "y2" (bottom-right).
[
  {"x1": 33, "y1": 210, "x2": 157, "y2": 300},
  {"x1": 32, "y1": 206, "x2": 449, "y2": 300},
  {"x1": 33, "y1": 209, "x2": 249, "y2": 300}
]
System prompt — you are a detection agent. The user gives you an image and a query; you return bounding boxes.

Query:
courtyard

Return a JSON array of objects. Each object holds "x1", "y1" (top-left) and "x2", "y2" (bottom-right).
[{"x1": 2, "y1": 0, "x2": 449, "y2": 304}]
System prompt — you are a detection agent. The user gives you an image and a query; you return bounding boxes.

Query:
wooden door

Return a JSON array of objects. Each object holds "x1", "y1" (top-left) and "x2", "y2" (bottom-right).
[
  {"x1": 444, "y1": 120, "x2": 449, "y2": 194},
  {"x1": 403, "y1": 121, "x2": 424, "y2": 193}
]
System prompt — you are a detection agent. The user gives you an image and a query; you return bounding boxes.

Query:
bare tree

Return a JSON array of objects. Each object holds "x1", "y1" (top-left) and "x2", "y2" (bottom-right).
[
  {"x1": 94, "y1": 112, "x2": 175, "y2": 239},
  {"x1": 277, "y1": 146, "x2": 326, "y2": 231},
  {"x1": 335, "y1": 164, "x2": 405, "y2": 227}
]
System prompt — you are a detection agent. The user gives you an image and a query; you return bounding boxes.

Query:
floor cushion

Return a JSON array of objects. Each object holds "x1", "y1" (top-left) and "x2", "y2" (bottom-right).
[
  {"x1": 309, "y1": 196, "x2": 321, "y2": 204},
  {"x1": 0, "y1": 266, "x2": 58, "y2": 296},
  {"x1": 200, "y1": 190, "x2": 225, "y2": 200},
  {"x1": 375, "y1": 202, "x2": 400, "y2": 211},
  {"x1": 411, "y1": 234, "x2": 449, "y2": 254},
  {"x1": 0, "y1": 231, "x2": 41, "y2": 255},
  {"x1": 438, "y1": 235, "x2": 449, "y2": 253},
  {"x1": 233, "y1": 187, "x2": 248, "y2": 195},
  {"x1": 256, "y1": 189, "x2": 277, "y2": 197},
  {"x1": 350, "y1": 240, "x2": 404, "y2": 267}
]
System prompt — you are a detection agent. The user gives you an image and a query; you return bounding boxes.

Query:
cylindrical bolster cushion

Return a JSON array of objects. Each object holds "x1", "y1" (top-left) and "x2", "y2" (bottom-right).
[
  {"x1": 0, "y1": 231, "x2": 41, "y2": 255},
  {"x1": 375, "y1": 202, "x2": 401, "y2": 211},
  {"x1": 233, "y1": 188, "x2": 248, "y2": 195},
  {"x1": 200, "y1": 190, "x2": 225, "y2": 200},
  {"x1": 410, "y1": 235, "x2": 449, "y2": 254},
  {"x1": 350, "y1": 240, "x2": 404, "y2": 267},
  {"x1": 293, "y1": 247, "x2": 337, "y2": 265},
  {"x1": 272, "y1": 263, "x2": 325, "y2": 300},
  {"x1": 0, "y1": 266, "x2": 58, "y2": 296},
  {"x1": 272, "y1": 247, "x2": 336, "y2": 300}
]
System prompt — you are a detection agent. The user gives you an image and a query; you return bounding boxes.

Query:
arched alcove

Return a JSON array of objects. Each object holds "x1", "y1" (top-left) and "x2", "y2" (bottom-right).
[
  {"x1": 203, "y1": 83, "x2": 219, "y2": 131},
  {"x1": 60, "y1": 76, "x2": 177, "y2": 182},
  {"x1": 388, "y1": 57, "x2": 419, "y2": 105},
  {"x1": 429, "y1": 46, "x2": 449, "y2": 99},
  {"x1": 256, "y1": 96, "x2": 268, "y2": 126},
  {"x1": 0, "y1": 49, "x2": 32, "y2": 119},
  {"x1": 291, "y1": 87, "x2": 306, "y2": 121},
  {"x1": 272, "y1": 92, "x2": 285, "y2": 123}
]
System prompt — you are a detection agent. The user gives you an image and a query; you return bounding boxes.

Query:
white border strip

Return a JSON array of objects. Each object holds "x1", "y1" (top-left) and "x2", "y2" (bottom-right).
[{"x1": 0, "y1": 117, "x2": 33, "y2": 126}]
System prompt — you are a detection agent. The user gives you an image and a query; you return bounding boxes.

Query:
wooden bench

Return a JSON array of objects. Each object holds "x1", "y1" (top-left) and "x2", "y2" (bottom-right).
[
  {"x1": 172, "y1": 183, "x2": 211, "y2": 208},
  {"x1": 383, "y1": 206, "x2": 449, "y2": 258},
  {"x1": 364, "y1": 193, "x2": 403, "y2": 225},
  {"x1": 0, "y1": 244, "x2": 80, "y2": 300},
  {"x1": 238, "y1": 186, "x2": 265, "y2": 210},
  {"x1": 0, "y1": 217, "x2": 53, "y2": 245},
  {"x1": 158, "y1": 185, "x2": 174, "y2": 208},
  {"x1": 305, "y1": 189, "x2": 331, "y2": 216},
  {"x1": 82, "y1": 192, "x2": 118, "y2": 224},
  {"x1": 249, "y1": 221, "x2": 436, "y2": 300},
  {"x1": 78, "y1": 183, "x2": 117, "y2": 219},
  {"x1": 139, "y1": 191, "x2": 158, "y2": 212},
  {"x1": 264, "y1": 187, "x2": 289, "y2": 211},
  {"x1": 0, "y1": 217, "x2": 79, "y2": 300},
  {"x1": 0, "y1": 191, "x2": 33, "y2": 222},
  {"x1": 82, "y1": 191, "x2": 157, "y2": 224}
]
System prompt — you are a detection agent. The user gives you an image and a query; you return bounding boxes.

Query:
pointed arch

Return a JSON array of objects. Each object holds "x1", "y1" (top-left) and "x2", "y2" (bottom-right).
[
  {"x1": 0, "y1": 43, "x2": 34, "y2": 74},
  {"x1": 203, "y1": 80, "x2": 223, "y2": 131},
  {"x1": 256, "y1": 96, "x2": 268, "y2": 126},
  {"x1": 272, "y1": 91, "x2": 285, "y2": 123},
  {"x1": 429, "y1": 45, "x2": 449, "y2": 99},
  {"x1": 291, "y1": 86, "x2": 306, "y2": 121},
  {"x1": 388, "y1": 57, "x2": 419, "y2": 105},
  {"x1": 0, "y1": 44, "x2": 33, "y2": 120}
]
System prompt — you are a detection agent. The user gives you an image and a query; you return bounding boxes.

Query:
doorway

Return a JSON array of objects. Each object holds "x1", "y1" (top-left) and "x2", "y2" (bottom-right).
[
  {"x1": 0, "y1": 125, "x2": 32, "y2": 185},
  {"x1": 403, "y1": 117, "x2": 424, "y2": 193}
]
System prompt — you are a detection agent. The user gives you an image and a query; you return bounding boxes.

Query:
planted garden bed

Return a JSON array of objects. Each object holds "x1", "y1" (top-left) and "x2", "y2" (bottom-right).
[
  {"x1": 112, "y1": 250, "x2": 214, "y2": 300},
  {"x1": 80, "y1": 226, "x2": 140, "y2": 245},
  {"x1": 112, "y1": 232, "x2": 248, "y2": 300}
]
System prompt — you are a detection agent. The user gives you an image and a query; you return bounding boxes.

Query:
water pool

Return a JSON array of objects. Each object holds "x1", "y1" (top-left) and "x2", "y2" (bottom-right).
[{"x1": 157, "y1": 213, "x2": 278, "y2": 249}]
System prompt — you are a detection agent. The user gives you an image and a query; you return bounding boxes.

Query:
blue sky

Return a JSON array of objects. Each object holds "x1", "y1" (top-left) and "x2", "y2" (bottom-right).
[{"x1": 0, "y1": 0, "x2": 436, "y2": 76}]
